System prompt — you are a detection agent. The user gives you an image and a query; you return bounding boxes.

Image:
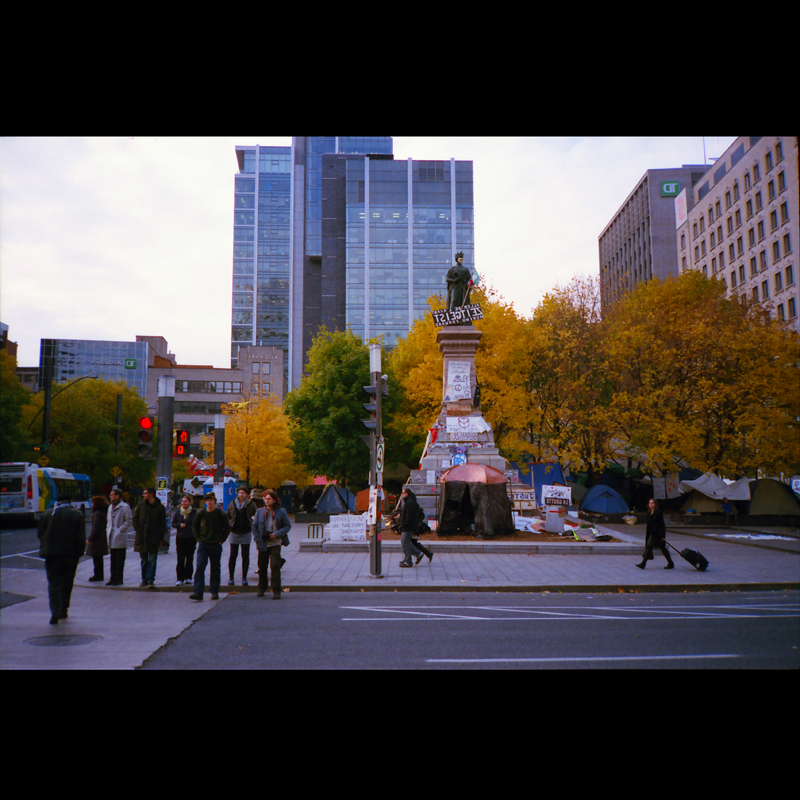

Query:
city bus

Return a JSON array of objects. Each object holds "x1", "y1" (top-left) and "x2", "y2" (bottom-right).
[{"x1": 0, "y1": 462, "x2": 92, "y2": 524}]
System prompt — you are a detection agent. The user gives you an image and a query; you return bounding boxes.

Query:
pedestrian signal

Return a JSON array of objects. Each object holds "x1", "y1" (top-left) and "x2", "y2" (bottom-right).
[{"x1": 175, "y1": 428, "x2": 190, "y2": 457}]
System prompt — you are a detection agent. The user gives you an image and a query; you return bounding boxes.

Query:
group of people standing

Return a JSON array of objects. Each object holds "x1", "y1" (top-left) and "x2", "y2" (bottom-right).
[{"x1": 41, "y1": 485, "x2": 291, "y2": 624}]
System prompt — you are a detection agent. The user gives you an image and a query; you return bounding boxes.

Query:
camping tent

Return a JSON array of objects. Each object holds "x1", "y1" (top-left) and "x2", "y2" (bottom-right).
[
  {"x1": 580, "y1": 484, "x2": 629, "y2": 515},
  {"x1": 314, "y1": 484, "x2": 356, "y2": 515},
  {"x1": 748, "y1": 479, "x2": 800, "y2": 516},
  {"x1": 437, "y1": 463, "x2": 515, "y2": 539}
]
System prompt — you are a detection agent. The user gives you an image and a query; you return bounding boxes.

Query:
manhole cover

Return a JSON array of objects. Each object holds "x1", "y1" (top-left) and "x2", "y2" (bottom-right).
[{"x1": 25, "y1": 634, "x2": 103, "y2": 647}]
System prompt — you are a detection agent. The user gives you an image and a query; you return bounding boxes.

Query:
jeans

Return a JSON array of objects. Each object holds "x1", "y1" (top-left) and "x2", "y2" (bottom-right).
[
  {"x1": 401, "y1": 530, "x2": 422, "y2": 562},
  {"x1": 140, "y1": 551, "x2": 158, "y2": 584},
  {"x1": 194, "y1": 542, "x2": 222, "y2": 596}
]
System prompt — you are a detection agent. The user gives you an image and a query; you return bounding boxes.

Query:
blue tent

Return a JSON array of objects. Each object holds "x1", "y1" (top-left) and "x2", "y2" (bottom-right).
[{"x1": 581, "y1": 484, "x2": 629, "y2": 514}]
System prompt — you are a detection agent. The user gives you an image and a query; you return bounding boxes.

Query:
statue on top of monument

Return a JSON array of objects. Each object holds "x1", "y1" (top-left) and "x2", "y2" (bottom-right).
[{"x1": 446, "y1": 252, "x2": 473, "y2": 311}]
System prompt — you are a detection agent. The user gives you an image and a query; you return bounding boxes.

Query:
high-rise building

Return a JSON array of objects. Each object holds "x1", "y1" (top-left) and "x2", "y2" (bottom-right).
[
  {"x1": 599, "y1": 165, "x2": 708, "y2": 312},
  {"x1": 676, "y1": 136, "x2": 798, "y2": 331},
  {"x1": 232, "y1": 138, "x2": 475, "y2": 390}
]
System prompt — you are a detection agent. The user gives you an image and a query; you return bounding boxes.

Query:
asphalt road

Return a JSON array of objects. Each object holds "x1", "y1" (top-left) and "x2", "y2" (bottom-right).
[{"x1": 139, "y1": 589, "x2": 800, "y2": 670}]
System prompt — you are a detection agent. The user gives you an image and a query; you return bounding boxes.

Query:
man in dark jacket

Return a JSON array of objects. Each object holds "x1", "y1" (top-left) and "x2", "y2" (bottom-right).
[
  {"x1": 132, "y1": 487, "x2": 166, "y2": 587},
  {"x1": 38, "y1": 494, "x2": 86, "y2": 624},
  {"x1": 190, "y1": 492, "x2": 230, "y2": 601}
]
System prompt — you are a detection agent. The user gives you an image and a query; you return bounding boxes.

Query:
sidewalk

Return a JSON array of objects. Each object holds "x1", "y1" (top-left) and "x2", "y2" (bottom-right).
[{"x1": 2, "y1": 517, "x2": 797, "y2": 670}]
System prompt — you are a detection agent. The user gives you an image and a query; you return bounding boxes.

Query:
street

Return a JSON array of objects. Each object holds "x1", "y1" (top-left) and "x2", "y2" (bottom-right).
[{"x1": 139, "y1": 590, "x2": 800, "y2": 670}]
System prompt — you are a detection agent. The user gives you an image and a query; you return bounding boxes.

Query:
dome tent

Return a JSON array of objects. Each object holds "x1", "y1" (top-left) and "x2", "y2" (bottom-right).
[
  {"x1": 748, "y1": 478, "x2": 800, "y2": 516},
  {"x1": 580, "y1": 484, "x2": 629, "y2": 515}
]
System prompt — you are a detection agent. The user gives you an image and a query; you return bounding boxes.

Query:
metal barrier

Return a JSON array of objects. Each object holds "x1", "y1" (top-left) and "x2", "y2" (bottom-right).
[{"x1": 308, "y1": 523, "x2": 324, "y2": 539}]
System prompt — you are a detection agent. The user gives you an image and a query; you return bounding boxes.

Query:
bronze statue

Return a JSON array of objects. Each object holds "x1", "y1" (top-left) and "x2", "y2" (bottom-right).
[{"x1": 446, "y1": 252, "x2": 472, "y2": 311}]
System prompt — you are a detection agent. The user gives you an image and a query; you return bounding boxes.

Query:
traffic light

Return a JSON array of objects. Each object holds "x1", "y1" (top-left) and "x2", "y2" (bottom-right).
[
  {"x1": 174, "y1": 429, "x2": 190, "y2": 458},
  {"x1": 360, "y1": 377, "x2": 388, "y2": 451},
  {"x1": 138, "y1": 416, "x2": 154, "y2": 457}
]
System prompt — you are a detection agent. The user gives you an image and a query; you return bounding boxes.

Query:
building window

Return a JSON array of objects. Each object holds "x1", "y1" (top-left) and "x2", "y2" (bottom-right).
[
  {"x1": 783, "y1": 233, "x2": 792, "y2": 255},
  {"x1": 775, "y1": 272, "x2": 783, "y2": 293},
  {"x1": 789, "y1": 297, "x2": 797, "y2": 318},
  {"x1": 786, "y1": 264, "x2": 794, "y2": 286},
  {"x1": 730, "y1": 271, "x2": 737, "y2": 288},
  {"x1": 778, "y1": 303, "x2": 785, "y2": 321},
  {"x1": 761, "y1": 280, "x2": 769, "y2": 299}
]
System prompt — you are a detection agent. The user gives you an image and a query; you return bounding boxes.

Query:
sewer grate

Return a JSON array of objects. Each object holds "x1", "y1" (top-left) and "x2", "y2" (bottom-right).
[{"x1": 25, "y1": 634, "x2": 103, "y2": 647}]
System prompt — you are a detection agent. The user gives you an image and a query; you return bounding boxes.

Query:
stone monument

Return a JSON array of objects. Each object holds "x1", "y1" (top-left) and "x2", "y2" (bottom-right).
[{"x1": 406, "y1": 253, "x2": 512, "y2": 525}]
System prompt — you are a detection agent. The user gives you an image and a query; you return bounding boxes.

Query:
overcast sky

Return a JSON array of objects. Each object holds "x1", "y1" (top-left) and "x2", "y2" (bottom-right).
[{"x1": 0, "y1": 135, "x2": 736, "y2": 369}]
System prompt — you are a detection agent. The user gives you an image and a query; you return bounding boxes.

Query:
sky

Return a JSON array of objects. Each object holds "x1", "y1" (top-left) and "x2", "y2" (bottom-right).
[{"x1": 0, "y1": 135, "x2": 737, "y2": 369}]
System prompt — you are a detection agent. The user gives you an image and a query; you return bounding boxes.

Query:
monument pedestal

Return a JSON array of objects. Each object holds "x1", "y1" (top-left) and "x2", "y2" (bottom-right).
[{"x1": 409, "y1": 324, "x2": 509, "y2": 522}]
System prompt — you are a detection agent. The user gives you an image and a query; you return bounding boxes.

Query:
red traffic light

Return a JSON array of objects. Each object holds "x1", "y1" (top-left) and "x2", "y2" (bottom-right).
[{"x1": 139, "y1": 416, "x2": 154, "y2": 430}]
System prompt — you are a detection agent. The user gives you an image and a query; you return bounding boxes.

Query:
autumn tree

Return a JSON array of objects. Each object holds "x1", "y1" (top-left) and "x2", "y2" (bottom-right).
[
  {"x1": 283, "y1": 328, "x2": 373, "y2": 489},
  {"x1": 605, "y1": 271, "x2": 800, "y2": 477},
  {"x1": 222, "y1": 392, "x2": 311, "y2": 489}
]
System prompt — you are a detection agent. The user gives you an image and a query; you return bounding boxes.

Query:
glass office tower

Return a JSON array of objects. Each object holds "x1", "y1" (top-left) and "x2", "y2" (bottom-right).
[
  {"x1": 39, "y1": 338, "x2": 148, "y2": 397},
  {"x1": 231, "y1": 145, "x2": 292, "y2": 381},
  {"x1": 233, "y1": 138, "x2": 474, "y2": 390},
  {"x1": 344, "y1": 157, "x2": 474, "y2": 348}
]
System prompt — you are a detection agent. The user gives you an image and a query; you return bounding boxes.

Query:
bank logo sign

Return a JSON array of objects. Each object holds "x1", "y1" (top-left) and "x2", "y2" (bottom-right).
[
  {"x1": 661, "y1": 180, "x2": 680, "y2": 197},
  {"x1": 125, "y1": 359, "x2": 137, "y2": 369}
]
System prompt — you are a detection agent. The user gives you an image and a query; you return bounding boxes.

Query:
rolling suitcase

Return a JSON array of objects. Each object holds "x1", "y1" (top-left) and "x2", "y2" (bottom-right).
[{"x1": 666, "y1": 540, "x2": 709, "y2": 571}]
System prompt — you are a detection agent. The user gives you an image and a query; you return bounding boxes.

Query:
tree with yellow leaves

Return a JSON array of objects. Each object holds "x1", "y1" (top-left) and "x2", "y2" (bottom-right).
[
  {"x1": 605, "y1": 271, "x2": 800, "y2": 477},
  {"x1": 221, "y1": 392, "x2": 311, "y2": 489}
]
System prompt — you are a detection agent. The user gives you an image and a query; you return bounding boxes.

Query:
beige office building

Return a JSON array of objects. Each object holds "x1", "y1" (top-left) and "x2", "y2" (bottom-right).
[{"x1": 676, "y1": 136, "x2": 799, "y2": 331}]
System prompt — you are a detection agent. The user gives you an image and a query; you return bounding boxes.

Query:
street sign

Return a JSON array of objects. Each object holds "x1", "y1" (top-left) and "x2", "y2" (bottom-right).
[
  {"x1": 376, "y1": 440, "x2": 384, "y2": 473},
  {"x1": 39, "y1": 455, "x2": 50, "y2": 467},
  {"x1": 111, "y1": 466, "x2": 122, "y2": 477}
]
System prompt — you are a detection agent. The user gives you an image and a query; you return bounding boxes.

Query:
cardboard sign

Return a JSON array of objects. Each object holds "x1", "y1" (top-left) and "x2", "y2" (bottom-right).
[
  {"x1": 541, "y1": 485, "x2": 571, "y2": 506},
  {"x1": 327, "y1": 514, "x2": 368, "y2": 542}
]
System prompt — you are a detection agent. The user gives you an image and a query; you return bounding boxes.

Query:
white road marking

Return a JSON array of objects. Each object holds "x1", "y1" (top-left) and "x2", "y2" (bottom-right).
[{"x1": 426, "y1": 654, "x2": 744, "y2": 664}]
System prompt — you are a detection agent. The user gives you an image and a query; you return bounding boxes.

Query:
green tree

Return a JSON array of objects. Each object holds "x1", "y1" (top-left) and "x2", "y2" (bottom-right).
[
  {"x1": 19, "y1": 378, "x2": 153, "y2": 491},
  {"x1": 0, "y1": 350, "x2": 33, "y2": 462},
  {"x1": 283, "y1": 328, "x2": 372, "y2": 489}
]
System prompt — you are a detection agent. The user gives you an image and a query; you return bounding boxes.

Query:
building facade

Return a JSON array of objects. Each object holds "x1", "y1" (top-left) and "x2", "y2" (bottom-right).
[
  {"x1": 38, "y1": 338, "x2": 149, "y2": 398},
  {"x1": 599, "y1": 165, "x2": 708, "y2": 312},
  {"x1": 232, "y1": 138, "x2": 475, "y2": 391},
  {"x1": 677, "y1": 136, "x2": 798, "y2": 331},
  {"x1": 139, "y1": 336, "x2": 284, "y2": 453}
]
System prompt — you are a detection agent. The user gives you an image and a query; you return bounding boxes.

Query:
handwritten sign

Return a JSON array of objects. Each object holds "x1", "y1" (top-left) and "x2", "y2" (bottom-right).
[
  {"x1": 432, "y1": 303, "x2": 483, "y2": 328},
  {"x1": 444, "y1": 361, "x2": 472, "y2": 402},
  {"x1": 327, "y1": 513, "x2": 368, "y2": 542}
]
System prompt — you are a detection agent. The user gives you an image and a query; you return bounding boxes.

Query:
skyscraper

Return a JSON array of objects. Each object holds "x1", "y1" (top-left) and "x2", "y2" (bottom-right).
[{"x1": 232, "y1": 138, "x2": 475, "y2": 390}]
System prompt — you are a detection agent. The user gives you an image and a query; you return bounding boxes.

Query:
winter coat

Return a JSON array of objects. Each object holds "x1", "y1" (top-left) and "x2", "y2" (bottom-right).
[
  {"x1": 400, "y1": 490, "x2": 422, "y2": 536},
  {"x1": 645, "y1": 508, "x2": 666, "y2": 546},
  {"x1": 192, "y1": 506, "x2": 231, "y2": 545},
  {"x1": 38, "y1": 504, "x2": 86, "y2": 558},
  {"x1": 133, "y1": 497, "x2": 167, "y2": 554},
  {"x1": 87, "y1": 505, "x2": 109, "y2": 557},
  {"x1": 226, "y1": 498, "x2": 256, "y2": 544},
  {"x1": 107, "y1": 500, "x2": 134, "y2": 549},
  {"x1": 251, "y1": 506, "x2": 291, "y2": 551},
  {"x1": 171, "y1": 506, "x2": 198, "y2": 539}
]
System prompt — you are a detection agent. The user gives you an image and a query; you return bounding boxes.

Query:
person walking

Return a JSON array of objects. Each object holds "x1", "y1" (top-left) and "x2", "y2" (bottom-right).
[
  {"x1": 87, "y1": 495, "x2": 109, "y2": 582},
  {"x1": 190, "y1": 493, "x2": 230, "y2": 601},
  {"x1": 391, "y1": 489, "x2": 433, "y2": 565},
  {"x1": 636, "y1": 498, "x2": 674, "y2": 569},
  {"x1": 251, "y1": 489, "x2": 291, "y2": 599},
  {"x1": 226, "y1": 487, "x2": 256, "y2": 586},
  {"x1": 132, "y1": 487, "x2": 167, "y2": 588},
  {"x1": 397, "y1": 487, "x2": 429, "y2": 567},
  {"x1": 106, "y1": 487, "x2": 134, "y2": 586},
  {"x1": 172, "y1": 495, "x2": 198, "y2": 585},
  {"x1": 38, "y1": 494, "x2": 86, "y2": 624}
]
